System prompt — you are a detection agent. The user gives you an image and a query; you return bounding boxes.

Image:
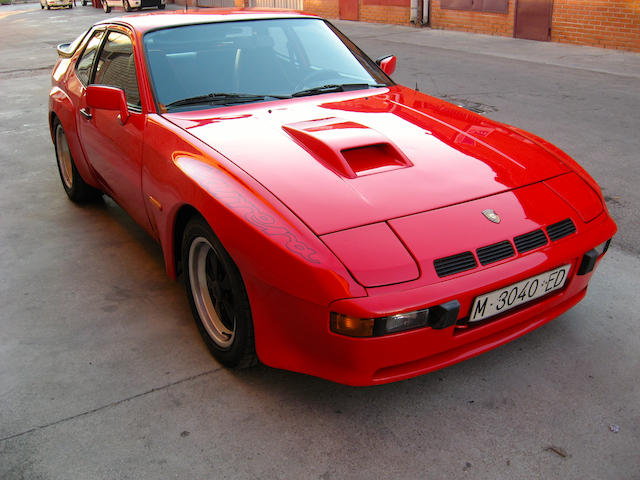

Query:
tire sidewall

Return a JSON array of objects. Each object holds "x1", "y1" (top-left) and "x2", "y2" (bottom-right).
[
  {"x1": 182, "y1": 217, "x2": 254, "y2": 367},
  {"x1": 53, "y1": 118, "x2": 102, "y2": 203},
  {"x1": 53, "y1": 120, "x2": 79, "y2": 199}
]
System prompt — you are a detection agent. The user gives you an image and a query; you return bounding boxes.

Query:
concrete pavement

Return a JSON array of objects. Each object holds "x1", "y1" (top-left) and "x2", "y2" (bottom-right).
[{"x1": 1, "y1": 5, "x2": 639, "y2": 479}]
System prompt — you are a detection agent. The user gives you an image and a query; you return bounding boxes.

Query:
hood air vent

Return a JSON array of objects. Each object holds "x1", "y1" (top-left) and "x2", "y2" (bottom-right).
[
  {"x1": 341, "y1": 143, "x2": 408, "y2": 176},
  {"x1": 283, "y1": 118, "x2": 412, "y2": 179}
]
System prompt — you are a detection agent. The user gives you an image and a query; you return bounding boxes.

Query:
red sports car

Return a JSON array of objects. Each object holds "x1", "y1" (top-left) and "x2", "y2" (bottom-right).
[{"x1": 49, "y1": 10, "x2": 616, "y2": 385}]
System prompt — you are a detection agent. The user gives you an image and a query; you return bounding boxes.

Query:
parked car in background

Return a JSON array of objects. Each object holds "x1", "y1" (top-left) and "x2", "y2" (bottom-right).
[
  {"x1": 100, "y1": 0, "x2": 165, "y2": 13},
  {"x1": 41, "y1": 0, "x2": 73, "y2": 9},
  {"x1": 48, "y1": 11, "x2": 616, "y2": 386}
]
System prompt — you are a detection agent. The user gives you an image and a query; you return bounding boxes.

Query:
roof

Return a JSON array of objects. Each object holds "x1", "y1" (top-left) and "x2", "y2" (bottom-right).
[{"x1": 97, "y1": 9, "x2": 317, "y2": 33}]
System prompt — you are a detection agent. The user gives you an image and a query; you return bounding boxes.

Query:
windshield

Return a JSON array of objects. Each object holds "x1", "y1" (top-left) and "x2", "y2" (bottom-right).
[{"x1": 143, "y1": 18, "x2": 392, "y2": 111}]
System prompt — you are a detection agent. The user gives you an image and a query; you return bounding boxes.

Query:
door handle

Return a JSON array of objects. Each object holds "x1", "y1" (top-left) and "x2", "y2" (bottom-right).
[{"x1": 80, "y1": 108, "x2": 92, "y2": 120}]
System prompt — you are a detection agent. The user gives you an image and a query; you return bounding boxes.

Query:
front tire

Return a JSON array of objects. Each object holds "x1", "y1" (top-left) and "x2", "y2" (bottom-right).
[
  {"x1": 158, "y1": 3, "x2": 165, "y2": 8},
  {"x1": 102, "y1": 0, "x2": 111, "y2": 12},
  {"x1": 182, "y1": 216, "x2": 257, "y2": 368},
  {"x1": 53, "y1": 120, "x2": 101, "y2": 203},
  {"x1": 123, "y1": 0, "x2": 131, "y2": 11}
]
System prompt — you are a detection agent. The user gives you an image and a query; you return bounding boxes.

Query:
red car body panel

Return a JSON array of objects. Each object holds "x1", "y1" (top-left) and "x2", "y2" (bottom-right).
[
  {"x1": 49, "y1": 11, "x2": 616, "y2": 385},
  {"x1": 165, "y1": 88, "x2": 573, "y2": 235}
]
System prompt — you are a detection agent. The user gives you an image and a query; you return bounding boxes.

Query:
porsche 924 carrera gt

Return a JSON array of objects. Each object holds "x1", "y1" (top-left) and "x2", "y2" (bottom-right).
[{"x1": 48, "y1": 10, "x2": 616, "y2": 385}]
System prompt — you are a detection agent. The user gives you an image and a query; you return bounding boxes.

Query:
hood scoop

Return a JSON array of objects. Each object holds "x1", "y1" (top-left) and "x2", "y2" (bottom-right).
[{"x1": 282, "y1": 118, "x2": 412, "y2": 179}]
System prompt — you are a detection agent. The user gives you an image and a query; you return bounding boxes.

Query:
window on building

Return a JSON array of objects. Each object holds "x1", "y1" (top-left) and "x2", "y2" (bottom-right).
[{"x1": 440, "y1": 0, "x2": 508, "y2": 14}]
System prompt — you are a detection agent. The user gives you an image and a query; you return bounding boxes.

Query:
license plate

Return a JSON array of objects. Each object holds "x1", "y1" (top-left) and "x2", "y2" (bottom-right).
[{"x1": 469, "y1": 264, "x2": 571, "y2": 323}]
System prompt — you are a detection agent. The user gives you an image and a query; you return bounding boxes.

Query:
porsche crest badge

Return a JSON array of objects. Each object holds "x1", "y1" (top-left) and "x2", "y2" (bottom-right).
[{"x1": 482, "y1": 209, "x2": 501, "y2": 223}]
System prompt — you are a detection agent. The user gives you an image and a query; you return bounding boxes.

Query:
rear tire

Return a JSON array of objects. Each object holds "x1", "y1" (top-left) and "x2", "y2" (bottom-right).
[
  {"x1": 123, "y1": 0, "x2": 131, "y2": 11},
  {"x1": 158, "y1": 3, "x2": 165, "y2": 9},
  {"x1": 53, "y1": 119, "x2": 102, "y2": 203},
  {"x1": 182, "y1": 216, "x2": 257, "y2": 369},
  {"x1": 102, "y1": 0, "x2": 111, "y2": 12}
]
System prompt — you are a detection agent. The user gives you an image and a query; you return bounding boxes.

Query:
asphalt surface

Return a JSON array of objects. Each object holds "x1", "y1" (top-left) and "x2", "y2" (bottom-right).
[{"x1": 1, "y1": 4, "x2": 639, "y2": 479}]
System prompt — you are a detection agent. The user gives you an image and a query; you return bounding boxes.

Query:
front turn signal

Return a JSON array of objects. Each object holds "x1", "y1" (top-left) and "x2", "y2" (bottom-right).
[
  {"x1": 330, "y1": 313, "x2": 375, "y2": 337},
  {"x1": 330, "y1": 302, "x2": 459, "y2": 338}
]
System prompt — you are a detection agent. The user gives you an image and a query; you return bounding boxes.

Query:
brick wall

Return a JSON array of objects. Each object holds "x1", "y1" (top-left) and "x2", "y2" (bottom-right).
[
  {"x1": 429, "y1": 0, "x2": 515, "y2": 36},
  {"x1": 303, "y1": 0, "x2": 412, "y2": 24},
  {"x1": 303, "y1": 0, "x2": 340, "y2": 18},
  {"x1": 429, "y1": 0, "x2": 639, "y2": 52},
  {"x1": 184, "y1": 0, "x2": 639, "y2": 52},
  {"x1": 552, "y1": 0, "x2": 640, "y2": 51},
  {"x1": 360, "y1": 4, "x2": 411, "y2": 24}
]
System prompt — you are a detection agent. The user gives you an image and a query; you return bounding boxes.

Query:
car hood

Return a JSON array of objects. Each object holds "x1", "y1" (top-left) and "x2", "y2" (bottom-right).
[{"x1": 165, "y1": 86, "x2": 570, "y2": 235}]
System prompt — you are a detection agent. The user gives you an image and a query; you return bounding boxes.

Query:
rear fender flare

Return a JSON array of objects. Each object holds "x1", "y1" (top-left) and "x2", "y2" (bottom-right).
[{"x1": 49, "y1": 87, "x2": 101, "y2": 189}]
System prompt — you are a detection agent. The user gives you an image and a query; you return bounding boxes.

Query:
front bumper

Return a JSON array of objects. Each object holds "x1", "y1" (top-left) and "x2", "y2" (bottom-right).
[{"x1": 249, "y1": 211, "x2": 616, "y2": 386}]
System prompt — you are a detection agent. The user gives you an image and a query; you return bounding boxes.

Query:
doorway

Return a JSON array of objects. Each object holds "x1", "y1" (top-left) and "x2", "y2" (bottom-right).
[
  {"x1": 514, "y1": 0, "x2": 553, "y2": 41},
  {"x1": 340, "y1": 0, "x2": 359, "y2": 21}
]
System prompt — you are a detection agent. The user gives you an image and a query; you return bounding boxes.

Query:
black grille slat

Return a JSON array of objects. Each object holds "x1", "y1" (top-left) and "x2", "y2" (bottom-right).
[
  {"x1": 514, "y1": 229, "x2": 548, "y2": 253},
  {"x1": 476, "y1": 240, "x2": 515, "y2": 266},
  {"x1": 434, "y1": 252, "x2": 477, "y2": 277},
  {"x1": 547, "y1": 218, "x2": 576, "y2": 241},
  {"x1": 433, "y1": 223, "x2": 570, "y2": 277}
]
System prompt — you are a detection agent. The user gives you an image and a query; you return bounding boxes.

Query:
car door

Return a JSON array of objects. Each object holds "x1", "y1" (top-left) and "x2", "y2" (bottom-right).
[{"x1": 76, "y1": 28, "x2": 150, "y2": 231}]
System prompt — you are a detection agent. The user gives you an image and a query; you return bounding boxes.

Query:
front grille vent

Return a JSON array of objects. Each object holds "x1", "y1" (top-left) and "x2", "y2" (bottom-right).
[
  {"x1": 547, "y1": 218, "x2": 576, "y2": 241},
  {"x1": 434, "y1": 252, "x2": 477, "y2": 278},
  {"x1": 514, "y1": 229, "x2": 548, "y2": 253},
  {"x1": 476, "y1": 240, "x2": 515, "y2": 266},
  {"x1": 434, "y1": 222, "x2": 570, "y2": 277}
]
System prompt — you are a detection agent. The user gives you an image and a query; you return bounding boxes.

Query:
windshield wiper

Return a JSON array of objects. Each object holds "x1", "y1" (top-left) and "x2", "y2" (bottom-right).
[
  {"x1": 291, "y1": 83, "x2": 386, "y2": 98},
  {"x1": 164, "y1": 84, "x2": 387, "y2": 109},
  {"x1": 165, "y1": 92, "x2": 289, "y2": 110}
]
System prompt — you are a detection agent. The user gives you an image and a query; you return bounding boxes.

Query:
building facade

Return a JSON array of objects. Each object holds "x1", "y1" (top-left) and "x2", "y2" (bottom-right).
[{"x1": 300, "y1": 0, "x2": 640, "y2": 52}]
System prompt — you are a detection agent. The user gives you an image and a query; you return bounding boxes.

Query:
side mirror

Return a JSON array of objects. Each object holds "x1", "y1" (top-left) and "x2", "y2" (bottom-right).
[
  {"x1": 56, "y1": 43, "x2": 73, "y2": 58},
  {"x1": 86, "y1": 85, "x2": 129, "y2": 124},
  {"x1": 375, "y1": 55, "x2": 397, "y2": 76}
]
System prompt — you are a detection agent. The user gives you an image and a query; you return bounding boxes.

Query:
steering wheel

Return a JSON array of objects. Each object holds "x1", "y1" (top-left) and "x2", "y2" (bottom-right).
[{"x1": 293, "y1": 69, "x2": 342, "y2": 92}]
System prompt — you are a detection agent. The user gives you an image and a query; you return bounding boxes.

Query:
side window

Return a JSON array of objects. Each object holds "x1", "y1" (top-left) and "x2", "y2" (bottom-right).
[
  {"x1": 94, "y1": 31, "x2": 141, "y2": 109},
  {"x1": 76, "y1": 30, "x2": 104, "y2": 85}
]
